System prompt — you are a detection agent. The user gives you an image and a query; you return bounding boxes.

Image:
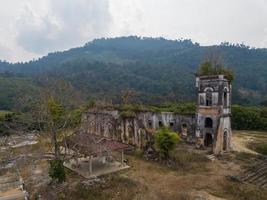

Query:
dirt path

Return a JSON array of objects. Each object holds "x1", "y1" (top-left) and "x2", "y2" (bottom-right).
[
  {"x1": 231, "y1": 130, "x2": 267, "y2": 154},
  {"x1": 232, "y1": 132, "x2": 257, "y2": 154}
]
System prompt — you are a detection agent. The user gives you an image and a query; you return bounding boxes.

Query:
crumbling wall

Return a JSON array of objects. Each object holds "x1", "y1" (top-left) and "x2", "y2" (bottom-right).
[{"x1": 81, "y1": 109, "x2": 196, "y2": 148}]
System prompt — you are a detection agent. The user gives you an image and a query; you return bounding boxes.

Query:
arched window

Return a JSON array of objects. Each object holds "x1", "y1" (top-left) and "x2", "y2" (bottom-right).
[
  {"x1": 205, "y1": 118, "x2": 213, "y2": 128},
  {"x1": 206, "y1": 89, "x2": 213, "y2": 106},
  {"x1": 223, "y1": 89, "x2": 228, "y2": 107}
]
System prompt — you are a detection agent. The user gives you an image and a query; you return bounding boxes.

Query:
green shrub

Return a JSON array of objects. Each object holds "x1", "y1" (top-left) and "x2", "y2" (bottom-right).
[
  {"x1": 155, "y1": 127, "x2": 180, "y2": 159},
  {"x1": 49, "y1": 159, "x2": 66, "y2": 183},
  {"x1": 232, "y1": 105, "x2": 267, "y2": 131},
  {"x1": 197, "y1": 61, "x2": 234, "y2": 82}
]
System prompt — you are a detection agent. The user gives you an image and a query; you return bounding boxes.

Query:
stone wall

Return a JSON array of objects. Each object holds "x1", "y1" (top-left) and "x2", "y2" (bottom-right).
[{"x1": 81, "y1": 108, "x2": 196, "y2": 148}]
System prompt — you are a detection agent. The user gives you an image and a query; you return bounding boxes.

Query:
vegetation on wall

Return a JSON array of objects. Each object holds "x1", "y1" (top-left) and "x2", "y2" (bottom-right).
[{"x1": 197, "y1": 61, "x2": 234, "y2": 82}]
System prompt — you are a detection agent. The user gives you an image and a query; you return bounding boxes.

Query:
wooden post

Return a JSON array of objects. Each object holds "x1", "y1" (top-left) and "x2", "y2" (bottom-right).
[
  {"x1": 89, "y1": 155, "x2": 93, "y2": 175},
  {"x1": 121, "y1": 149, "x2": 124, "y2": 165}
]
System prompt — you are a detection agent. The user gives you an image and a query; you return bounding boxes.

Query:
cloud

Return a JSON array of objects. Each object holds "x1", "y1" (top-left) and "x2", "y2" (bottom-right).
[
  {"x1": 15, "y1": 0, "x2": 112, "y2": 55},
  {"x1": 1, "y1": 0, "x2": 267, "y2": 61},
  {"x1": 0, "y1": 43, "x2": 13, "y2": 61},
  {"x1": 110, "y1": 0, "x2": 267, "y2": 47}
]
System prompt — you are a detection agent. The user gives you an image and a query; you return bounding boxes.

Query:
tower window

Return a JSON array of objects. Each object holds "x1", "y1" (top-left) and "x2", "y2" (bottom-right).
[
  {"x1": 223, "y1": 90, "x2": 228, "y2": 107},
  {"x1": 206, "y1": 89, "x2": 213, "y2": 106},
  {"x1": 205, "y1": 117, "x2": 213, "y2": 128}
]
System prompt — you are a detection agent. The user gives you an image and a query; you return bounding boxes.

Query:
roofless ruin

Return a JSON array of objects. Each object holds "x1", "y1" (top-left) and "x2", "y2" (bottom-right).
[{"x1": 81, "y1": 74, "x2": 232, "y2": 155}]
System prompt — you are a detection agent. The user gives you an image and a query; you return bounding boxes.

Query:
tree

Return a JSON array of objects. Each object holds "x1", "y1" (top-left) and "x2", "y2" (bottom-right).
[
  {"x1": 49, "y1": 159, "x2": 66, "y2": 183},
  {"x1": 33, "y1": 78, "x2": 84, "y2": 183},
  {"x1": 121, "y1": 89, "x2": 138, "y2": 104},
  {"x1": 155, "y1": 127, "x2": 180, "y2": 159},
  {"x1": 46, "y1": 97, "x2": 66, "y2": 159}
]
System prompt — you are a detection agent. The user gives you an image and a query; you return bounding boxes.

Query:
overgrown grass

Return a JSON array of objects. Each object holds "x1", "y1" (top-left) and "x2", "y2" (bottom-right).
[
  {"x1": 216, "y1": 182, "x2": 267, "y2": 200},
  {"x1": 247, "y1": 142, "x2": 267, "y2": 155},
  {"x1": 170, "y1": 148, "x2": 209, "y2": 172},
  {"x1": 235, "y1": 152, "x2": 255, "y2": 161},
  {"x1": 57, "y1": 174, "x2": 139, "y2": 200}
]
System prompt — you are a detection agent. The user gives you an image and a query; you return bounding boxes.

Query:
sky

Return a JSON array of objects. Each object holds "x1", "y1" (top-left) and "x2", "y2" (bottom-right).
[{"x1": 0, "y1": 0, "x2": 267, "y2": 62}]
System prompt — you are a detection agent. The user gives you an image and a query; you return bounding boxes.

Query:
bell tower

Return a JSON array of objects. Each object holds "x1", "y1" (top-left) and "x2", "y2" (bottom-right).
[{"x1": 195, "y1": 74, "x2": 232, "y2": 155}]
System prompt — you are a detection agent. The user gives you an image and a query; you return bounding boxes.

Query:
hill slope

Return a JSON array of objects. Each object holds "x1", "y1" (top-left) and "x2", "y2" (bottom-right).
[{"x1": 0, "y1": 36, "x2": 267, "y2": 109}]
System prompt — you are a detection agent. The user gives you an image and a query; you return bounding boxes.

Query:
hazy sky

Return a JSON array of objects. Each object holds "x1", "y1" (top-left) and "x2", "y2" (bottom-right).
[{"x1": 1, "y1": 0, "x2": 267, "y2": 62}]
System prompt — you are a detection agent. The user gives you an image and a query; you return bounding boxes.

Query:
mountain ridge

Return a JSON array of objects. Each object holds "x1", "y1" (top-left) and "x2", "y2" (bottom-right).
[{"x1": 0, "y1": 36, "x2": 267, "y2": 110}]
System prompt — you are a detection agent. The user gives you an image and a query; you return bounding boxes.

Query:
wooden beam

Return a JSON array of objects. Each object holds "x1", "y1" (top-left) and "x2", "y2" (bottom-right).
[
  {"x1": 121, "y1": 149, "x2": 124, "y2": 165},
  {"x1": 89, "y1": 155, "x2": 93, "y2": 174}
]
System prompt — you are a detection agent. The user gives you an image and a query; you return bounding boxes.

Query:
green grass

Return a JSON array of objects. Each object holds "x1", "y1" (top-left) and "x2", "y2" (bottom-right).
[{"x1": 0, "y1": 110, "x2": 12, "y2": 118}]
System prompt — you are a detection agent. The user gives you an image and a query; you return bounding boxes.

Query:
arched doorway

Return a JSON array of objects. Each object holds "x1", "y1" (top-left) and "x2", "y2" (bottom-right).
[
  {"x1": 205, "y1": 118, "x2": 213, "y2": 128},
  {"x1": 223, "y1": 131, "x2": 228, "y2": 151},
  {"x1": 204, "y1": 133, "x2": 213, "y2": 147}
]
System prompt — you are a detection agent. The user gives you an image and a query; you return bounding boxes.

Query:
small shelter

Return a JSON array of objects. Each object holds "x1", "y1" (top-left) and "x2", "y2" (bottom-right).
[{"x1": 62, "y1": 132, "x2": 129, "y2": 178}]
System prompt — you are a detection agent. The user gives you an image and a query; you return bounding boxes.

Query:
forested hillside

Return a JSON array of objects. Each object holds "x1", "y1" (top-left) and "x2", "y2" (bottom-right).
[{"x1": 1, "y1": 36, "x2": 267, "y2": 110}]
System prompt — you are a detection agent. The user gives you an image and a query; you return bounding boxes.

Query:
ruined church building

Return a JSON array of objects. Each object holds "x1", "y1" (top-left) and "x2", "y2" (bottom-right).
[{"x1": 82, "y1": 74, "x2": 232, "y2": 155}]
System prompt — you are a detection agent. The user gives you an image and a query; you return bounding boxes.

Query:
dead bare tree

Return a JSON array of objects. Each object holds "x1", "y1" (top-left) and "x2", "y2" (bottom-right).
[
  {"x1": 121, "y1": 88, "x2": 139, "y2": 104},
  {"x1": 29, "y1": 77, "x2": 85, "y2": 160}
]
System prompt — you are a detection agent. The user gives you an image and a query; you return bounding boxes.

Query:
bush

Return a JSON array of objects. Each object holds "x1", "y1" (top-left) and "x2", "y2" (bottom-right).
[
  {"x1": 49, "y1": 159, "x2": 66, "y2": 183},
  {"x1": 232, "y1": 105, "x2": 267, "y2": 131},
  {"x1": 155, "y1": 127, "x2": 180, "y2": 159}
]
